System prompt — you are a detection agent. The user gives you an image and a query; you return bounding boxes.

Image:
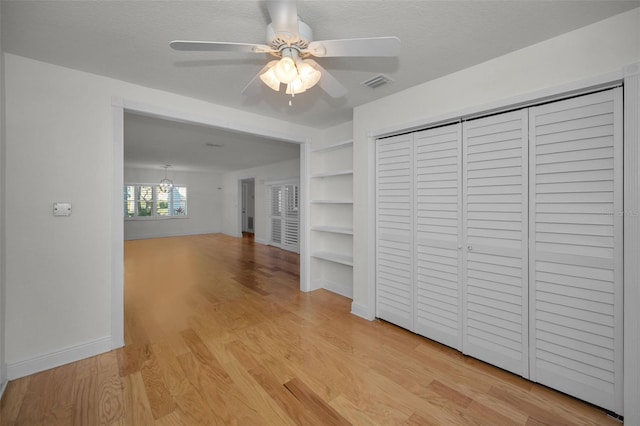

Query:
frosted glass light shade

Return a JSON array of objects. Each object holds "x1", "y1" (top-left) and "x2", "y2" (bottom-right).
[
  {"x1": 285, "y1": 78, "x2": 306, "y2": 95},
  {"x1": 274, "y1": 57, "x2": 298, "y2": 84},
  {"x1": 297, "y1": 61, "x2": 321, "y2": 90},
  {"x1": 260, "y1": 65, "x2": 281, "y2": 91}
]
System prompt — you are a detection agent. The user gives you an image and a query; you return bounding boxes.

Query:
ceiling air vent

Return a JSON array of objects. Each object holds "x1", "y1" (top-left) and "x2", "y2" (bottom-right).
[{"x1": 361, "y1": 74, "x2": 393, "y2": 89}]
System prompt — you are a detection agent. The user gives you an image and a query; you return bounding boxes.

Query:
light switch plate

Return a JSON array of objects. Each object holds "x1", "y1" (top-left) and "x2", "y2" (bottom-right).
[{"x1": 53, "y1": 202, "x2": 72, "y2": 216}]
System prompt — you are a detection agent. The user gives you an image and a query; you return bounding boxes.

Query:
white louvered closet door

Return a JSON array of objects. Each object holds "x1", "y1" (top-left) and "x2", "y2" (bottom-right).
[
  {"x1": 529, "y1": 88, "x2": 623, "y2": 413},
  {"x1": 463, "y1": 110, "x2": 529, "y2": 378},
  {"x1": 413, "y1": 124, "x2": 463, "y2": 350},
  {"x1": 376, "y1": 133, "x2": 414, "y2": 330}
]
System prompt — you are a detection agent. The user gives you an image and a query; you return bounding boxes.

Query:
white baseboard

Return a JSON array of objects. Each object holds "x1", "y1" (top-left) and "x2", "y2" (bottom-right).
[
  {"x1": 7, "y1": 336, "x2": 112, "y2": 380},
  {"x1": 223, "y1": 231, "x2": 242, "y2": 239},
  {"x1": 0, "y1": 362, "x2": 7, "y2": 399},
  {"x1": 112, "y1": 335, "x2": 125, "y2": 351},
  {"x1": 351, "y1": 301, "x2": 374, "y2": 321},
  {"x1": 321, "y1": 279, "x2": 353, "y2": 299},
  {"x1": 309, "y1": 278, "x2": 323, "y2": 292},
  {"x1": 124, "y1": 229, "x2": 218, "y2": 241},
  {"x1": 254, "y1": 238, "x2": 267, "y2": 245}
]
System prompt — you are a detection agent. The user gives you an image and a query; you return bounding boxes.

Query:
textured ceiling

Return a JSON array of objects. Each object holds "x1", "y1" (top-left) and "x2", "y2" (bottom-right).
[{"x1": 3, "y1": 1, "x2": 638, "y2": 129}]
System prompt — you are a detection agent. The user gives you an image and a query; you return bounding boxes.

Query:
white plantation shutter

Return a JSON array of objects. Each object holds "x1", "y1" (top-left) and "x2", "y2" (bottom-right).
[
  {"x1": 269, "y1": 183, "x2": 299, "y2": 252},
  {"x1": 270, "y1": 185, "x2": 283, "y2": 245},
  {"x1": 528, "y1": 88, "x2": 623, "y2": 413},
  {"x1": 376, "y1": 133, "x2": 414, "y2": 330},
  {"x1": 462, "y1": 110, "x2": 529, "y2": 377},
  {"x1": 283, "y1": 185, "x2": 300, "y2": 251},
  {"x1": 413, "y1": 124, "x2": 463, "y2": 350}
]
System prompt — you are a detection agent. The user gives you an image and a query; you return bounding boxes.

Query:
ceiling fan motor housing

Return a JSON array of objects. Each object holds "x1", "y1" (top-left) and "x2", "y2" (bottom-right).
[{"x1": 266, "y1": 20, "x2": 313, "y2": 53}]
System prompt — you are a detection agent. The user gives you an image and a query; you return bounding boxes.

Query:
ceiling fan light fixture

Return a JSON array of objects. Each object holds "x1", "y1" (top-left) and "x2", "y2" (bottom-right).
[
  {"x1": 285, "y1": 77, "x2": 306, "y2": 95},
  {"x1": 274, "y1": 55, "x2": 298, "y2": 84},
  {"x1": 297, "y1": 60, "x2": 321, "y2": 90},
  {"x1": 260, "y1": 64, "x2": 281, "y2": 91}
]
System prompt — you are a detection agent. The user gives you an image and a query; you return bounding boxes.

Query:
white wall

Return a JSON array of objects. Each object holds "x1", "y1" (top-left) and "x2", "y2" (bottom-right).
[
  {"x1": 0, "y1": 0, "x2": 7, "y2": 394},
  {"x1": 123, "y1": 167, "x2": 223, "y2": 240},
  {"x1": 352, "y1": 8, "x2": 640, "y2": 316},
  {"x1": 221, "y1": 157, "x2": 300, "y2": 244},
  {"x1": 3, "y1": 53, "x2": 319, "y2": 377},
  {"x1": 352, "y1": 7, "x2": 639, "y2": 420}
]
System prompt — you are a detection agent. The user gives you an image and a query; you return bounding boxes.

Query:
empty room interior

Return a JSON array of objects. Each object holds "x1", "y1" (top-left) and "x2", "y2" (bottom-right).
[{"x1": 0, "y1": 1, "x2": 640, "y2": 424}]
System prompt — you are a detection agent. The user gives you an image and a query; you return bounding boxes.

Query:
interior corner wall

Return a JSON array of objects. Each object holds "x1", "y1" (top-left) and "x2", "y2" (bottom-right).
[
  {"x1": 352, "y1": 8, "x2": 640, "y2": 317},
  {"x1": 220, "y1": 157, "x2": 301, "y2": 244},
  {"x1": 0, "y1": 4, "x2": 7, "y2": 393},
  {"x1": 319, "y1": 121, "x2": 353, "y2": 148},
  {"x1": 123, "y1": 167, "x2": 223, "y2": 240},
  {"x1": 3, "y1": 53, "x2": 318, "y2": 378}
]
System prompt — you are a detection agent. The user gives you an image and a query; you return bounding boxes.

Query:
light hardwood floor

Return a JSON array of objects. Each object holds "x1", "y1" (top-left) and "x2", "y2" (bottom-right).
[{"x1": 0, "y1": 234, "x2": 620, "y2": 425}]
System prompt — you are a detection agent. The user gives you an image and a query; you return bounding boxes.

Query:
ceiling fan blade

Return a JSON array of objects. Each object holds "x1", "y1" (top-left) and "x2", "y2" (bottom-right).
[
  {"x1": 305, "y1": 36, "x2": 400, "y2": 58},
  {"x1": 170, "y1": 40, "x2": 275, "y2": 54},
  {"x1": 267, "y1": 0, "x2": 299, "y2": 41},
  {"x1": 306, "y1": 59, "x2": 347, "y2": 98},
  {"x1": 241, "y1": 61, "x2": 278, "y2": 96}
]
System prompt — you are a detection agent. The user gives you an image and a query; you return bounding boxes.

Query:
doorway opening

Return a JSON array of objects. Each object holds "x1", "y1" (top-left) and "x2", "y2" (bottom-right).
[
  {"x1": 112, "y1": 99, "x2": 311, "y2": 350},
  {"x1": 240, "y1": 178, "x2": 256, "y2": 237}
]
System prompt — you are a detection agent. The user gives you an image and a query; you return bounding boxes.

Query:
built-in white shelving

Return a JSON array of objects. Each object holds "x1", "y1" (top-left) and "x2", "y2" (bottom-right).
[
  {"x1": 311, "y1": 251, "x2": 354, "y2": 267},
  {"x1": 311, "y1": 169, "x2": 353, "y2": 179},
  {"x1": 309, "y1": 136, "x2": 354, "y2": 298},
  {"x1": 311, "y1": 139, "x2": 353, "y2": 154},
  {"x1": 310, "y1": 199, "x2": 353, "y2": 205},
  {"x1": 311, "y1": 226, "x2": 354, "y2": 235}
]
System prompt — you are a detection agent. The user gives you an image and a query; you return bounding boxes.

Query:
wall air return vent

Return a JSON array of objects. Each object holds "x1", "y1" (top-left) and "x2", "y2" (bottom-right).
[{"x1": 361, "y1": 74, "x2": 393, "y2": 89}]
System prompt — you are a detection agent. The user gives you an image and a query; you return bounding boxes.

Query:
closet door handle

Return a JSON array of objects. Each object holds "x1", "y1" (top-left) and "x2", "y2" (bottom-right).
[{"x1": 467, "y1": 245, "x2": 473, "y2": 252}]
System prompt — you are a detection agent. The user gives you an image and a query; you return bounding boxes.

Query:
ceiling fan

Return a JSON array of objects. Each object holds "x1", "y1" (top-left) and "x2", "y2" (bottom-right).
[{"x1": 170, "y1": 0, "x2": 400, "y2": 98}]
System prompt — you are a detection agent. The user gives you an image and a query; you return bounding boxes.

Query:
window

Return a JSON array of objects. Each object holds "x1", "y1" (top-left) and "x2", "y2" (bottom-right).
[{"x1": 124, "y1": 184, "x2": 187, "y2": 219}]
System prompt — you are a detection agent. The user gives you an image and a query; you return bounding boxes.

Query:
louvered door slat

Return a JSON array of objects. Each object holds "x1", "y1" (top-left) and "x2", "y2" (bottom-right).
[
  {"x1": 463, "y1": 110, "x2": 529, "y2": 378},
  {"x1": 529, "y1": 88, "x2": 623, "y2": 413},
  {"x1": 376, "y1": 134, "x2": 414, "y2": 330},
  {"x1": 269, "y1": 183, "x2": 299, "y2": 253},
  {"x1": 413, "y1": 124, "x2": 462, "y2": 350}
]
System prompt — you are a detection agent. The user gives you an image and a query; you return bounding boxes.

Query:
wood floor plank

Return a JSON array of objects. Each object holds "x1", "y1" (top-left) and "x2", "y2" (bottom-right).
[
  {"x1": 227, "y1": 340, "x2": 327, "y2": 425},
  {"x1": 140, "y1": 349, "x2": 177, "y2": 420},
  {"x1": 283, "y1": 378, "x2": 351, "y2": 426},
  {"x1": 121, "y1": 371, "x2": 155, "y2": 425},
  {"x1": 0, "y1": 377, "x2": 31, "y2": 425},
  {"x1": 221, "y1": 356, "x2": 298, "y2": 426},
  {"x1": 155, "y1": 410, "x2": 184, "y2": 426},
  {"x1": 0, "y1": 234, "x2": 620, "y2": 425}
]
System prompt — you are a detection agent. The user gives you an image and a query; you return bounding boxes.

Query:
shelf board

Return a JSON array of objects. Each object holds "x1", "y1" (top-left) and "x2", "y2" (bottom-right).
[
  {"x1": 312, "y1": 251, "x2": 354, "y2": 267},
  {"x1": 312, "y1": 139, "x2": 353, "y2": 154},
  {"x1": 311, "y1": 169, "x2": 353, "y2": 179},
  {"x1": 310, "y1": 200, "x2": 353, "y2": 205},
  {"x1": 311, "y1": 226, "x2": 354, "y2": 235}
]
